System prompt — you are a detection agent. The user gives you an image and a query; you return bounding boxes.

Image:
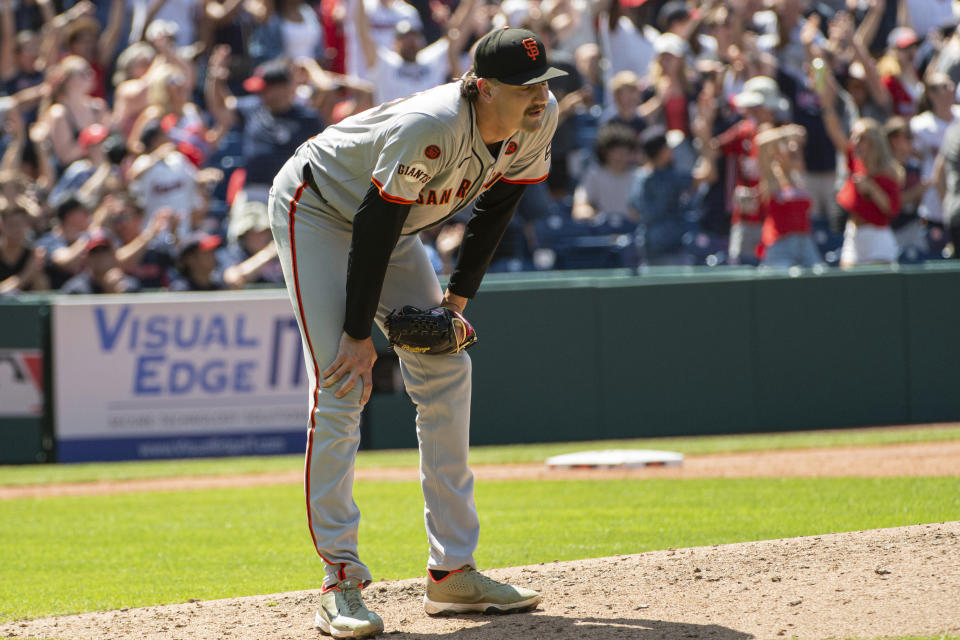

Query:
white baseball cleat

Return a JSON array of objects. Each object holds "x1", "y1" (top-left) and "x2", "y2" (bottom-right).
[{"x1": 315, "y1": 578, "x2": 384, "y2": 638}]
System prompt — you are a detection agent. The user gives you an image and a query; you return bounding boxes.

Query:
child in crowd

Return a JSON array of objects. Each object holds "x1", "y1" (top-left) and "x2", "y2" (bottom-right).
[{"x1": 571, "y1": 124, "x2": 640, "y2": 221}]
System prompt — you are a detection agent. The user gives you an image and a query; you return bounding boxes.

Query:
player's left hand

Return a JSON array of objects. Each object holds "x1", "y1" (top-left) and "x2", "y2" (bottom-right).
[{"x1": 322, "y1": 332, "x2": 377, "y2": 405}]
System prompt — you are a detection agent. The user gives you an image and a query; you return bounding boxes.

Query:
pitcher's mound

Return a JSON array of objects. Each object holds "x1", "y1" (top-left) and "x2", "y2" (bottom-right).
[{"x1": 3, "y1": 522, "x2": 958, "y2": 640}]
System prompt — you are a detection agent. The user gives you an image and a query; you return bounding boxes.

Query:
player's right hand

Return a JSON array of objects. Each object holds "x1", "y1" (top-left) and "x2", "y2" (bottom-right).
[{"x1": 322, "y1": 332, "x2": 377, "y2": 405}]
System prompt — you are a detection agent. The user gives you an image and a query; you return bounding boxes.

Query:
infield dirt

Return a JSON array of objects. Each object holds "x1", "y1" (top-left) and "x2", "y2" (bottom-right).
[
  {"x1": 3, "y1": 442, "x2": 959, "y2": 639},
  {"x1": 2, "y1": 522, "x2": 958, "y2": 640}
]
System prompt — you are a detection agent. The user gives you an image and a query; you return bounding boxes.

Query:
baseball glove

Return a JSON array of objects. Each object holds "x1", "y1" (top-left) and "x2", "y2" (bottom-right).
[{"x1": 384, "y1": 305, "x2": 478, "y2": 355}]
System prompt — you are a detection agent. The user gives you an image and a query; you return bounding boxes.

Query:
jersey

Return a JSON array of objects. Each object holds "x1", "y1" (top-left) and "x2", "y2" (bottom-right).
[{"x1": 296, "y1": 82, "x2": 558, "y2": 234}]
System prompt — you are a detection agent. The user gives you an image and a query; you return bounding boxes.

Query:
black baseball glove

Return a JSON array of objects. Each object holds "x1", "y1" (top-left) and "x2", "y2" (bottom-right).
[{"x1": 384, "y1": 305, "x2": 478, "y2": 355}]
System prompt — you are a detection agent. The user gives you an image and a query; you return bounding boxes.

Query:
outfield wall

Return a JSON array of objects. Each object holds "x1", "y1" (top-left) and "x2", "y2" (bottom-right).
[{"x1": 1, "y1": 264, "x2": 958, "y2": 462}]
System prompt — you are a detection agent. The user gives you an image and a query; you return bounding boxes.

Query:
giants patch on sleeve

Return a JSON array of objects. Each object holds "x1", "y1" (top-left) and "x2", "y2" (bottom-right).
[
  {"x1": 397, "y1": 163, "x2": 433, "y2": 185},
  {"x1": 424, "y1": 145, "x2": 442, "y2": 159}
]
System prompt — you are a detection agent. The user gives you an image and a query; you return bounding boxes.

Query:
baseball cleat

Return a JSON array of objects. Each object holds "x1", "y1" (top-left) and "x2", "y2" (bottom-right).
[
  {"x1": 423, "y1": 565, "x2": 541, "y2": 615},
  {"x1": 315, "y1": 578, "x2": 384, "y2": 638}
]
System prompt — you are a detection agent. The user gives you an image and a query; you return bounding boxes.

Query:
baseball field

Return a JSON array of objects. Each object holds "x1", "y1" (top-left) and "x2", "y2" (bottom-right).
[{"x1": 1, "y1": 424, "x2": 959, "y2": 640}]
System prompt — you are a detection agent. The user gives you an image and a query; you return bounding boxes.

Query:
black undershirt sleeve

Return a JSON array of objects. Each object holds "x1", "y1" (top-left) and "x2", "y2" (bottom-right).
[
  {"x1": 447, "y1": 180, "x2": 527, "y2": 300},
  {"x1": 343, "y1": 183, "x2": 412, "y2": 340}
]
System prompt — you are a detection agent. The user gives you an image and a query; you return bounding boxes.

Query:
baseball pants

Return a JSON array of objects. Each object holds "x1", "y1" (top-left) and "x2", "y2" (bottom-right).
[{"x1": 268, "y1": 153, "x2": 480, "y2": 588}]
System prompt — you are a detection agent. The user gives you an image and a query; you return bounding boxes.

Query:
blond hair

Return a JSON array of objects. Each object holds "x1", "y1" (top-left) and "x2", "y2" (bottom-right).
[
  {"x1": 147, "y1": 64, "x2": 188, "y2": 112},
  {"x1": 852, "y1": 117, "x2": 904, "y2": 182}
]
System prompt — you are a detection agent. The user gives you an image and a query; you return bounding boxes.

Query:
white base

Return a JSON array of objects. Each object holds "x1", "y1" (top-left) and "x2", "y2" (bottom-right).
[{"x1": 546, "y1": 449, "x2": 684, "y2": 470}]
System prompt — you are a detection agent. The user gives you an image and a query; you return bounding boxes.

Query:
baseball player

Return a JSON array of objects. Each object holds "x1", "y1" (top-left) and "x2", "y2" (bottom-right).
[{"x1": 268, "y1": 27, "x2": 566, "y2": 638}]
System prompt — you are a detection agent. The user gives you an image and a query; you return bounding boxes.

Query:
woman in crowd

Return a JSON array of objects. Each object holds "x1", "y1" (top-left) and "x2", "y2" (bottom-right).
[
  {"x1": 820, "y1": 77, "x2": 903, "y2": 266},
  {"x1": 40, "y1": 55, "x2": 109, "y2": 172},
  {"x1": 878, "y1": 26, "x2": 923, "y2": 118}
]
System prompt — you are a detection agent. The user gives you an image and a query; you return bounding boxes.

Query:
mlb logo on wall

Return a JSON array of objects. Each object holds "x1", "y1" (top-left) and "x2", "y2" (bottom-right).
[{"x1": 0, "y1": 350, "x2": 44, "y2": 417}]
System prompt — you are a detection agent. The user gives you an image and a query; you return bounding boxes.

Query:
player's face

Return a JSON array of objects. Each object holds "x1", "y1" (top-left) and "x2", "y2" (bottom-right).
[{"x1": 492, "y1": 81, "x2": 550, "y2": 134}]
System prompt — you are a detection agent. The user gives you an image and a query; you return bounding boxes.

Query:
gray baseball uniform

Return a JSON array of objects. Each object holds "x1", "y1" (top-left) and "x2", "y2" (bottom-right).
[{"x1": 268, "y1": 80, "x2": 558, "y2": 587}]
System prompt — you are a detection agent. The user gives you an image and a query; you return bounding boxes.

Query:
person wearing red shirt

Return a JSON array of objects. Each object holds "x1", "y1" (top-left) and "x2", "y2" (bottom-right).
[
  {"x1": 755, "y1": 125, "x2": 823, "y2": 268},
  {"x1": 820, "y1": 82, "x2": 903, "y2": 265},
  {"x1": 710, "y1": 76, "x2": 787, "y2": 265}
]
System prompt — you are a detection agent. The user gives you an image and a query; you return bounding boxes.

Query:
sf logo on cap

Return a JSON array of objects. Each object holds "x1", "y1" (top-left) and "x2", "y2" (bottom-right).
[{"x1": 522, "y1": 38, "x2": 540, "y2": 61}]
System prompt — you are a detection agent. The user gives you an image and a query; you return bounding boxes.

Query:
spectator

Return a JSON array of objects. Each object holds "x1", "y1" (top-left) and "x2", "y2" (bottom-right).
[
  {"x1": 640, "y1": 31, "x2": 701, "y2": 174},
  {"x1": 56, "y1": 0, "x2": 124, "y2": 100},
  {"x1": 60, "y1": 230, "x2": 141, "y2": 294},
  {"x1": 878, "y1": 26, "x2": 923, "y2": 117},
  {"x1": 911, "y1": 74, "x2": 960, "y2": 232},
  {"x1": 344, "y1": 0, "x2": 423, "y2": 79},
  {"x1": 755, "y1": 124, "x2": 823, "y2": 268},
  {"x1": 129, "y1": 55, "x2": 229, "y2": 168},
  {"x1": 0, "y1": 203, "x2": 48, "y2": 294},
  {"x1": 885, "y1": 117, "x2": 927, "y2": 261},
  {"x1": 354, "y1": 0, "x2": 474, "y2": 104},
  {"x1": 214, "y1": 54, "x2": 324, "y2": 204},
  {"x1": 109, "y1": 41, "x2": 158, "y2": 138},
  {"x1": 103, "y1": 197, "x2": 177, "y2": 290},
  {"x1": 248, "y1": 0, "x2": 325, "y2": 62},
  {"x1": 1, "y1": 27, "x2": 44, "y2": 98},
  {"x1": 541, "y1": 0, "x2": 598, "y2": 55},
  {"x1": 40, "y1": 55, "x2": 109, "y2": 173},
  {"x1": 629, "y1": 124, "x2": 715, "y2": 265},
  {"x1": 601, "y1": 70, "x2": 646, "y2": 135},
  {"x1": 572, "y1": 124, "x2": 640, "y2": 221},
  {"x1": 598, "y1": 0, "x2": 655, "y2": 87},
  {"x1": 935, "y1": 21, "x2": 960, "y2": 89},
  {"x1": 709, "y1": 76, "x2": 788, "y2": 265},
  {"x1": 48, "y1": 123, "x2": 109, "y2": 206},
  {"x1": 221, "y1": 199, "x2": 283, "y2": 287},
  {"x1": 36, "y1": 196, "x2": 91, "y2": 289},
  {"x1": 938, "y1": 116, "x2": 960, "y2": 256},
  {"x1": 820, "y1": 74, "x2": 903, "y2": 266},
  {"x1": 127, "y1": 119, "x2": 204, "y2": 238},
  {"x1": 170, "y1": 231, "x2": 226, "y2": 291}
]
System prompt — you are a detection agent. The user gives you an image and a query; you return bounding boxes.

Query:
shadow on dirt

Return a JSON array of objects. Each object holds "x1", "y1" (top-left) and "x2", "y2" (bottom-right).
[{"x1": 380, "y1": 614, "x2": 753, "y2": 639}]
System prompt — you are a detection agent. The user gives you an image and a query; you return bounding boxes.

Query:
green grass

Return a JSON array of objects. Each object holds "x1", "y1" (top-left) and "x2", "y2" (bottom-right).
[
  {"x1": 1, "y1": 423, "x2": 959, "y2": 486},
  {"x1": 1, "y1": 476, "x2": 958, "y2": 622}
]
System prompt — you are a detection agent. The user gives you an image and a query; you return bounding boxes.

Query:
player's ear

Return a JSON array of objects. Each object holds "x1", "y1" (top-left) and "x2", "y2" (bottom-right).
[{"x1": 477, "y1": 78, "x2": 496, "y2": 103}]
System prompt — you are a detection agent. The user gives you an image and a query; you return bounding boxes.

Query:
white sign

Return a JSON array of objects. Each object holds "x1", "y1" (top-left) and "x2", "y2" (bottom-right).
[
  {"x1": 52, "y1": 291, "x2": 310, "y2": 461},
  {"x1": 0, "y1": 350, "x2": 44, "y2": 417}
]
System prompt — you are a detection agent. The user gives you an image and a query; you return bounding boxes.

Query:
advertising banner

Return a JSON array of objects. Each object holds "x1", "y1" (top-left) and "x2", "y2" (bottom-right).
[
  {"x1": 0, "y1": 350, "x2": 44, "y2": 417},
  {"x1": 53, "y1": 291, "x2": 310, "y2": 462}
]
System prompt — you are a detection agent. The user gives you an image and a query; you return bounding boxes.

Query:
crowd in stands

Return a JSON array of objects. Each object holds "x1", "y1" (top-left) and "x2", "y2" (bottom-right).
[{"x1": 2, "y1": 0, "x2": 960, "y2": 296}]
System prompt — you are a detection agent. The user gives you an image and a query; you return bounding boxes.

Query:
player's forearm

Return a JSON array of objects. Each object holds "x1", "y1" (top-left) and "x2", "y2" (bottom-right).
[
  {"x1": 343, "y1": 184, "x2": 411, "y2": 339},
  {"x1": 447, "y1": 180, "x2": 525, "y2": 299}
]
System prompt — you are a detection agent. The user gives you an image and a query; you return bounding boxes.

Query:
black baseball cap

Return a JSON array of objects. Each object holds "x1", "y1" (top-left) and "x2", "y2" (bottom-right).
[{"x1": 473, "y1": 27, "x2": 568, "y2": 86}]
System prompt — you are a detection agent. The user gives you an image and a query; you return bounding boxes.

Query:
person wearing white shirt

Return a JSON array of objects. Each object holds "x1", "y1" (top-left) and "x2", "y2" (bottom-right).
[
  {"x1": 277, "y1": 0, "x2": 324, "y2": 60},
  {"x1": 128, "y1": 120, "x2": 203, "y2": 238},
  {"x1": 911, "y1": 74, "x2": 960, "y2": 224},
  {"x1": 344, "y1": 0, "x2": 422, "y2": 79},
  {"x1": 354, "y1": 0, "x2": 475, "y2": 104}
]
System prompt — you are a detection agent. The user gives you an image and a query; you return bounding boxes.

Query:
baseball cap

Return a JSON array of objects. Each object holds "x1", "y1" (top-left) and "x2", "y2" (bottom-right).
[
  {"x1": 243, "y1": 59, "x2": 291, "y2": 93},
  {"x1": 145, "y1": 19, "x2": 179, "y2": 41},
  {"x1": 86, "y1": 230, "x2": 113, "y2": 253},
  {"x1": 231, "y1": 200, "x2": 270, "y2": 239},
  {"x1": 888, "y1": 26, "x2": 919, "y2": 49},
  {"x1": 179, "y1": 231, "x2": 222, "y2": 259},
  {"x1": 732, "y1": 76, "x2": 789, "y2": 112},
  {"x1": 78, "y1": 124, "x2": 109, "y2": 148},
  {"x1": 653, "y1": 32, "x2": 688, "y2": 58},
  {"x1": 473, "y1": 28, "x2": 568, "y2": 86}
]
